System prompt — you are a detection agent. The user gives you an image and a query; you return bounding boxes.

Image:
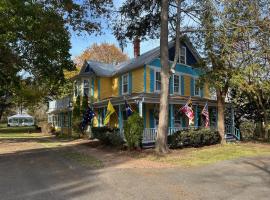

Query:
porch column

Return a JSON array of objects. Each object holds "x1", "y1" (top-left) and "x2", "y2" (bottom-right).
[
  {"x1": 170, "y1": 104, "x2": 174, "y2": 128},
  {"x1": 139, "y1": 101, "x2": 143, "y2": 117}
]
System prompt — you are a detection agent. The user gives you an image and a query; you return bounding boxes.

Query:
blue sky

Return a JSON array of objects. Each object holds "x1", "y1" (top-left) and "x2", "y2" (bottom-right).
[{"x1": 69, "y1": 0, "x2": 160, "y2": 59}]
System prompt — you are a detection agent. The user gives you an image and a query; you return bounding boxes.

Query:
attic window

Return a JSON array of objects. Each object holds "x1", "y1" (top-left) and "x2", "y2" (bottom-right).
[
  {"x1": 179, "y1": 46, "x2": 186, "y2": 64},
  {"x1": 85, "y1": 65, "x2": 90, "y2": 72}
]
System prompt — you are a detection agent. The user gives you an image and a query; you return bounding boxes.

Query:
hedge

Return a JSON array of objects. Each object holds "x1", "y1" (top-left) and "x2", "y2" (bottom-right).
[
  {"x1": 92, "y1": 127, "x2": 124, "y2": 147},
  {"x1": 168, "y1": 128, "x2": 221, "y2": 149}
]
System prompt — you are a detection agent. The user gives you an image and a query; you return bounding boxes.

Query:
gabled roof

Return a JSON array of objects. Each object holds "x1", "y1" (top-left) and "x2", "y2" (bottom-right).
[
  {"x1": 79, "y1": 35, "x2": 201, "y2": 78},
  {"x1": 8, "y1": 113, "x2": 33, "y2": 119}
]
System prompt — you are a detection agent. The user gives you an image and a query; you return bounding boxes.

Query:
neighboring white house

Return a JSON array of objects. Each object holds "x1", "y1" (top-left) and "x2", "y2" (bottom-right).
[{"x1": 7, "y1": 113, "x2": 35, "y2": 127}]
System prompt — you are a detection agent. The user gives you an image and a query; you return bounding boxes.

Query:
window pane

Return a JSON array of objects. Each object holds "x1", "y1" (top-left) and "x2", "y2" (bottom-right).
[
  {"x1": 174, "y1": 75, "x2": 180, "y2": 93},
  {"x1": 155, "y1": 71, "x2": 161, "y2": 91},
  {"x1": 83, "y1": 80, "x2": 89, "y2": 96},
  {"x1": 122, "y1": 74, "x2": 129, "y2": 93},
  {"x1": 123, "y1": 84, "x2": 128, "y2": 93},
  {"x1": 195, "y1": 80, "x2": 200, "y2": 95},
  {"x1": 179, "y1": 47, "x2": 186, "y2": 64}
]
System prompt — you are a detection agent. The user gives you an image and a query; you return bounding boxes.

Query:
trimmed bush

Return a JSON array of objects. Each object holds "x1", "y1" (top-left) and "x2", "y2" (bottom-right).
[
  {"x1": 168, "y1": 128, "x2": 221, "y2": 149},
  {"x1": 92, "y1": 127, "x2": 124, "y2": 147},
  {"x1": 240, "y1": 121, "x2": 256, "y2": 140},
  {"x1": 123, "y1": 112, "x2": 144, "y2": 149}
]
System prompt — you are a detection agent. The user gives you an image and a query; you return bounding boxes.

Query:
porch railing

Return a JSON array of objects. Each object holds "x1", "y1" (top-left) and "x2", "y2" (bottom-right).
[
  {"x1": 142, "y1": 127, "x2": 185, "y2": 144},
  {"x1": 143, "y1": 125, "x2": 240, "y2": 144},
  {"x1": 225, "y1": 124, "x2": 240, "y2": 140}
]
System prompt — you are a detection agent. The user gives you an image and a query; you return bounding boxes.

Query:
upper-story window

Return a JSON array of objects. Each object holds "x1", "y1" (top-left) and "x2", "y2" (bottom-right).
[
  {"x1": 122, "y1": 73, "x2": 129, "y2": 94},
  {"x1": 173, "y1": 74, "x2": 181, "y2": 94},
  {"x1": 179, "y1": 46, "x2": 186, "y2": 64},
  {"x1": 155, "y1": 70, "x2": 161, "y2": 92},
  {"x1": 194, "y1": 79, "x2": 201, "y2": 96},
  {"x1": 83, "y1": 80, "x2": 90, "y2": 96}
]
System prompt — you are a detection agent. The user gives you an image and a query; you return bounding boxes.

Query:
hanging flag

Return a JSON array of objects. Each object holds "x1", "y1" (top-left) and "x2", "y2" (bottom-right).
[
  {"x1": 179, "y1": 97, "x2": 194, "y2": 126},
  {"x1": 202, "y1": 102, "x2": 210, "y2": 128},
  {"x1": 125, "y1": 100, "x2": 133, "y2": 118},
  {"x1": 104, "y1": 100, "x2": 116, "y2": 125},
  {"x1": 81, "y1": 106, "x2": 96, "y2": 130}
]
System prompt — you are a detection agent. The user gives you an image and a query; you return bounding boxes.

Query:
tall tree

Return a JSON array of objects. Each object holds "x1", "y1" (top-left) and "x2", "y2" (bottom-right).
[
  {"x1": 229, "y1": 0, "x2": 270, "y2": 140},
  {"x1": 114, "y1": 0, "x2": 199, "y2": 152},
  {"x1": 156, "y1": 0, "x2": 170, "y2": 153}
]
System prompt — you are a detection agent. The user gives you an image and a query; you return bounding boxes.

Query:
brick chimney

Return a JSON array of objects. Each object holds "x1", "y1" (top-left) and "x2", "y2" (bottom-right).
[{"x1": 133, "y1": 37, "x2": 140, "y2": 58}]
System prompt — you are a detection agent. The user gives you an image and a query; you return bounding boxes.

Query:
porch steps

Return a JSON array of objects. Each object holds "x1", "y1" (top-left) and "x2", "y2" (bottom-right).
[{"x1": 225, "y1": 133, "x2": 238, "y2": 142}]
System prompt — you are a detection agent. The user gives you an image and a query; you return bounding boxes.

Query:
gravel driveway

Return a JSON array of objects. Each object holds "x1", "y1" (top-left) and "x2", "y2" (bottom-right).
[{"x1": 0, "y1": 136, "x2": 269, "y2": 200}]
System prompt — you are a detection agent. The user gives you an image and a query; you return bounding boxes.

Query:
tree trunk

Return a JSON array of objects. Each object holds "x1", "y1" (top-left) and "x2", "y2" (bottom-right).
[
  {"x1": 263, "y1": 111, "x2": 269, "y2": 141},
  {"x1": 156, "y1": 0, "x2": 169, "y2": 154},
  {"x1": 217, "y1": 89, "x2": 226, "y2": 143}
]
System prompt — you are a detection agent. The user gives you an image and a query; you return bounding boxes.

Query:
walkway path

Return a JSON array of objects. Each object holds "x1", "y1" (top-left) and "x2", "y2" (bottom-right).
[{"x1": 0, "y1": 134, "x2": 269, "y2": 200}]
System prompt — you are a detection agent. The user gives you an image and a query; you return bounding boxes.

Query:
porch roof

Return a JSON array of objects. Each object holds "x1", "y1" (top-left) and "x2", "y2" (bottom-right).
[{"x1": 92, "y1": 93, "x2": 218, "y2": 108}]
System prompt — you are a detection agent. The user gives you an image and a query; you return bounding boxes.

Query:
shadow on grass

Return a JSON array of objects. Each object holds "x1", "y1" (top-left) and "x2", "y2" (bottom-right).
[{"x1": 0, "y1": 145, "x2": 104, "y2": 200}]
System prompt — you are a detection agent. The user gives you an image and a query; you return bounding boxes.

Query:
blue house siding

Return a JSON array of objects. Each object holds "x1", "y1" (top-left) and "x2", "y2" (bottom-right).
[{"x1": 148, "y1": 58, "x2": 201, "y2": 77}]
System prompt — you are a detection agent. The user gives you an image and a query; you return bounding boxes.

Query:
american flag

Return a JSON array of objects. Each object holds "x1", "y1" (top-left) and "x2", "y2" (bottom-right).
[
  {"x1": 202, "y1": 102, "x2": 209, "y2": 128},
  {"x1": 180, "y1": 97, "x2": 194, "y2": 126}
]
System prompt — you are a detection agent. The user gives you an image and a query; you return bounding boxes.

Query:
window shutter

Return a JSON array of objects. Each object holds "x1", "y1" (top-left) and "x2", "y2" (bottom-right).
[
  {"x1": 169, "y1": 76, "x2": 173, "y2": 94},
  {"x1": 129, "y1": 72, "x2": 132, "y2": 94},
  {"x1": 201, "y1": 84, "x2": 204, "y2": 97},
  {"x1": 181, "y1": 76, "x2": 185, "y2": 95},
  {"x1": 118, "y1": 76, "x2": 122, "y2": 96},
  {"x1": 190, "y1": 77, "x2": 195, "y2": 96},
  {"x1": 150, "y1": 69, "x2": 154, "y2": 92}
]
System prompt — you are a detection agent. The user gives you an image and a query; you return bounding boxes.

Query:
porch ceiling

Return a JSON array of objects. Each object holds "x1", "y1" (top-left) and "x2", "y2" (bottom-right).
[{"x1": 92, "y1": 93, "x2": 218, "y2": 108}]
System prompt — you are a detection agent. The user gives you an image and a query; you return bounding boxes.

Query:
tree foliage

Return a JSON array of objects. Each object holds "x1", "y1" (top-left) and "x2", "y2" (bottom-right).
[
  {"x1": 74, "y1": 43, "x2": 128, "y2": 67},
  {"x1": 0, "y1": 0, "x2": 112, "y2": 120}
]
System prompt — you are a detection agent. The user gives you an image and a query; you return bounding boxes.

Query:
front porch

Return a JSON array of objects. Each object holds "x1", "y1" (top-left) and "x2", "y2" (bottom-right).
[{"x1": 92, "y1": 93, "x2": 226, "y2": 143}]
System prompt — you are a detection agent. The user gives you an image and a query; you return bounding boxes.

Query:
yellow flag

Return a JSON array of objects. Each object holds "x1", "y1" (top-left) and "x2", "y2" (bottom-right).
[{"x1": 104, "y1": 100, "x2": 116, "y2": 125}]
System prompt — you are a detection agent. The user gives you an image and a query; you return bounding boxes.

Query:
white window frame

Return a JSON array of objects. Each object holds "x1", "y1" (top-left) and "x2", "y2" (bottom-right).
[
  {"x1": 83, "y1": 79, "x2": 90, "y2": 96},
  {"x1": 173, "y1": 73, "x2": 181, "y2": 94},
  {"x1": 194, "y1": 78, "x2": 201, "y2": 96},
  {"x1": 154, "y1": 69, "x2": 161, "y2": 92},
  {"x1": 122, "y1": 73, "x2": 129, "y2": 95},
  {"x1": 179, "y1": 46, "x2": 186, "y2": 64}
]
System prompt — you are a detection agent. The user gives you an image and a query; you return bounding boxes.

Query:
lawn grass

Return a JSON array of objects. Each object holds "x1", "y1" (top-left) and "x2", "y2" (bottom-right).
[
  {"x1": 139, "y1": 143, "x2": 270, "y2": 167},
  {"x1": 0, "y1": 125, "x2": 45, "y2": 139},
  {"x1": 61, "y1": 151, "x2": 103, "y2": 168}
]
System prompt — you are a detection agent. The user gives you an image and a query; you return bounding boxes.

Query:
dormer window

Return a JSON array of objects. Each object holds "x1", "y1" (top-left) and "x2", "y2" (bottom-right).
[
  {"x1": 179, "y1": 46, "x2": 186, "y2": 64},
  {"x1": 122, "y1": 73, "x2": 129, "y2": 94},
  {"x1": 85, "y1": 65, "x2": 90, "y2": 73}
]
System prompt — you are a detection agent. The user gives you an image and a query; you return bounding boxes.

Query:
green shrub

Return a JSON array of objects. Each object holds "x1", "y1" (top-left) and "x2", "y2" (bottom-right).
[
  {"x1": 123, "y1": 112, "x2": 144, "y2": 149},
  {"x1": 92, "y1": 127, "x2": 124, "y2": 147},
  {"x1": 168, "y1": 128, "x2": 220, "y2": 149},
  {"x1": 240, "y1": 121, "x2": 256, "y2": 140}
]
